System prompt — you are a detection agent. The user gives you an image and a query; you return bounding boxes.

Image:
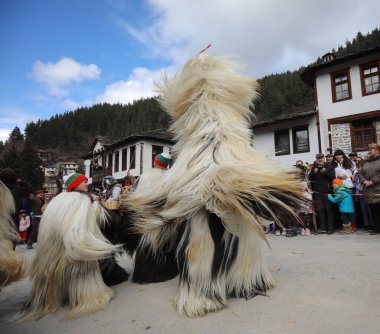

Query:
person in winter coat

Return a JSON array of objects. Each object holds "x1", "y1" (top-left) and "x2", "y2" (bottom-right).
[
  {"x1": 332, "y1": 149, "x2": 357, "y2": 232},
  {"x1": 26, "y1": 189, "x2": 45, "y2": 249},
  {"x1": 328, "y1": 179, "x2": 355, "y2": 234},
  {"x1": 308, "y1": 153, "x2": 336, "y2": 234},
  {"x1": 102, "y1": 176, "x2": 122, "y2": 200},
  {"x1": 353, "y1": 160, "x2": 373, "y2": 231},
  {"x1": 358, "y1": 143, "x2": 380, "y2": 235}
]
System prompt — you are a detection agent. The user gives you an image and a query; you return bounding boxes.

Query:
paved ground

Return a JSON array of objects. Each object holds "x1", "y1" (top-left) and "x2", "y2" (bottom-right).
[{"x1": 1, "y1": 231, "x2": 380, "y2": 334}]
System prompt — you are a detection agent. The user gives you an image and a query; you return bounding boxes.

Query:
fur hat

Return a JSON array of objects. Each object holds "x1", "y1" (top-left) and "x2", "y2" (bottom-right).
[
  {"x1": 332, "y1": 178, "x2": 343, "y2": 186},
  {"x1": 65, "y1": 173, "x2": 87, "y2": 192},
  {"x1": 154, "y1": 153, "x2": 171, "y2": 168}
]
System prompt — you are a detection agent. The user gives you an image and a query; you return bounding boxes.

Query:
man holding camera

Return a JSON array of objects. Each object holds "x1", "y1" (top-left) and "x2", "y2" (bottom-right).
[{"x1": 309, "y1": 153, "x2": 336, "y2": 234}]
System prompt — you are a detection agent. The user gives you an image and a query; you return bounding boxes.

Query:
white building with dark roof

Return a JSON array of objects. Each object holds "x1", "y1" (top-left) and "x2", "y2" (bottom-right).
[
  {"x1": 84, "y1": 130, "x2": 173, "y2": 185},
  {"x1": 302, "y1": 46, "x2": 380, "y2": 157},
  {"x1": 253, "y1": 46, "x2": 380, "y2": 165}
]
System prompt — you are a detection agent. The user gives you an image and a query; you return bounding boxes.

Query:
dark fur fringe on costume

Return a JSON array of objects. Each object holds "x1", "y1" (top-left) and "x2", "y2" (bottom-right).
[
  {"x1": 98, "y1": 209, "x2": 137, "y2": 286},
  {"x1": 132, "y1": 221, "x2": 184, "y2": 284}
]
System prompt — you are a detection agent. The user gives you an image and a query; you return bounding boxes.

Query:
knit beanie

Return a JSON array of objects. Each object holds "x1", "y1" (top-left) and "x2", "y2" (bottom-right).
[
  {"x1": 332, "y1": 178, "x2": 343, "y2": 186},
  {"x1": 65, "y1": 173, "x2": 88, "y2": 192},
  {"x1": 154, "y1": 153, "x2": 171, "y2": 168}
]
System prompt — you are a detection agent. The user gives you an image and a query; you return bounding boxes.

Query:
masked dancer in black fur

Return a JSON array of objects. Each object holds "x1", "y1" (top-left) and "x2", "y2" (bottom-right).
[{"x1": 123, "y1": 152, "x2": 180, "y2": 284}]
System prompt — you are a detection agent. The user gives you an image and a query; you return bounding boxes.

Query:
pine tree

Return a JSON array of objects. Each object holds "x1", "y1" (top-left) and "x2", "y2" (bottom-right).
[
  {"x1": 7, "y1": 126, "x2": 24, "y2": 144},
  {"x1": 19, "y1": 142, "x2": 44, "y2": 190}
]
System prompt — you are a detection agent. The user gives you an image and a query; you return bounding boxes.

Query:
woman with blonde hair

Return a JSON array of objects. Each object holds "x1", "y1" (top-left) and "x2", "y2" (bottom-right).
[{"x1": 359, "y1": 143, "x2": 380, "y2": 235}]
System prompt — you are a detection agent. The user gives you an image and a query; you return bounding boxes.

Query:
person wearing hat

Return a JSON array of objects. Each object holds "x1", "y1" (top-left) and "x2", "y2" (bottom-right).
[
  {"x1": 309, "y1": 153, "x2": 336, "y2": 234},
  {"x1": 328, "y1": 178, "x2": 355, "y2": 234},
  {"x1": 133, "y1": 152, "x2": 172, "y2": 191},
  {"x1": 124, "y1": 152, "x2": 175, "y2": 283},
  {"x1": 102, "y1": 175, "x2": 122, "y2": 200},
  {"x1": 22, "y1": 172, "x2": 121, "y2": 319},
  {"x1": 65, "y1": 172, "x2": 89, "y2": 193},
  {"x1": 325, "y1": 153, "x2": 334, "y2": 167}
]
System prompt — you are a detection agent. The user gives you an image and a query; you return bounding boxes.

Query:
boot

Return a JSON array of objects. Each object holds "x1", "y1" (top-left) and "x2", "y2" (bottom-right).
[
  {"x1": 351, "y1": 223, "x2": 357, "y2": 233},
  {"x1": 340, "y1": 223, "x2": 352, "y2": 234}
]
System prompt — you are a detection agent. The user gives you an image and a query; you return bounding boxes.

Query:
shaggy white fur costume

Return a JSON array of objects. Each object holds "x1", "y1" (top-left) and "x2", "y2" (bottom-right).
[
  {"x1": 22, "y1": 191, "x2": 121, "y2": 319},
  {"x1": 0, "y1": 181, "x2": 25, "y2": 288},
  {"x1": 126, "y1": 54, "x2": 304, "y2": 317}
]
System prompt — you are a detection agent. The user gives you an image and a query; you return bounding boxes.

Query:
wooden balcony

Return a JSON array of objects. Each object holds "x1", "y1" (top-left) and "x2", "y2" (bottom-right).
[{"x1": 92, "y1": 168, "x2": 112, "y2": 183}]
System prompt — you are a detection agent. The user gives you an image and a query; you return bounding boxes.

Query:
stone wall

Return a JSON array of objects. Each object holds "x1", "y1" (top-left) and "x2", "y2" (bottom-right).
[
  {"x1": 331, "y1": 120, "x2": 380, "y2": 156},
  {"x1": 331, "y1": 123, "x2": 352, "y2": 154}
]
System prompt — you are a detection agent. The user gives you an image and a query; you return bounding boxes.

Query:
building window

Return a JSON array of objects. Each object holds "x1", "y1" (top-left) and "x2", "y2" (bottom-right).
[
  {"x1": 121, "y1": 149, "x2": 127, "y2": 171},
  {"x1": 129, "y1": 145, "x2": 136, "y2": 170},
  {"x1": 274, "y1": 130, "x2": 290, "y2": 156},
  {"x1": 360, "y1": 61, "x2": 380, "y2": 96},
  {"x1": 114, "y1": 151, "x2": 119, "y2": 172},
  {"x1": 152, "y1": 145, "x2": 164, "y2": 167},
  {"x1": 350, "y1": 120, "x2": 376, "y2": 152},
  {"x1": 330, "y1": 69, "x2": 352, "y2": 102},
  {"x1": 108, "y1": 153, "x2": 112, "y2": 171},
  {"x1": 292, "y1": 126, "x2": 310, "y2": 154}
]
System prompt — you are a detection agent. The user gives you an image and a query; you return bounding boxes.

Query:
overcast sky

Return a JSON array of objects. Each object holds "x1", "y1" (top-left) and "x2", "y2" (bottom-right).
[{"x1": 1, "y1": 0, "x2": 379, "y2": 141}]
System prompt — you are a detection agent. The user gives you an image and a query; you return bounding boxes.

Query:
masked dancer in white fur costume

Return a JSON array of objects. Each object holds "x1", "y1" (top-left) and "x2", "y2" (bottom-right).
[
  {"x1": 22, "y1": 173, "x2": 122, "y2": 319},
  {"x1": 0, "y1": 181, "x2": 25, "y2": 289},
  {"x1": 130, "y1": 152, "x2": 180, "y2": 283},
  {"x1": 124, "y1": 53, "x2": 305, "y2": 317}
]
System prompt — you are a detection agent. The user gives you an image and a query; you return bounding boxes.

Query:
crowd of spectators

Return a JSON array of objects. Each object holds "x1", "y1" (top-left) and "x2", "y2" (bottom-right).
[{"x1": 266, "y1": 142, "x2": 380, "y2": 236}]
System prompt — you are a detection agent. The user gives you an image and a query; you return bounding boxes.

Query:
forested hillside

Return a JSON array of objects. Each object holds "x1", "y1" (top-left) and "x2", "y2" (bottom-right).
[
  {"x1": 2, "y1": 28, "x2": 379, "y2": 161},
  {"x1": 24, "y1": 98, "x2": 170, "y2": 156}
]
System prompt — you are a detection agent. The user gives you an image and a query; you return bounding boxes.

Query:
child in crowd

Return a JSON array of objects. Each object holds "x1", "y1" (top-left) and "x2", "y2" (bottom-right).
[
  {"x1": 18, "y1": 210, "x2": 30, "y2": 244},
  {"x1": 328, "y1": 179, "x2": 355, "y2": 234}
]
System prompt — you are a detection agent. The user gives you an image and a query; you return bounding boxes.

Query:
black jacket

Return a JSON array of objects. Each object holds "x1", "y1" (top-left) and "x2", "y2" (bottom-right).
[{"x1": 308, "y1": 161, "x2": 335, "y2": 194}]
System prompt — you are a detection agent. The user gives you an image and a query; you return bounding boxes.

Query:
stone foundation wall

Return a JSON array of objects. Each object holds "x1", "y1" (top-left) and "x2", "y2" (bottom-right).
[
  {"x1": 331, "y1": 120, "x2": 380, "y2": 156},
  {"x1": 331, "y1": 123, "x2": 351, "y2": 154}
]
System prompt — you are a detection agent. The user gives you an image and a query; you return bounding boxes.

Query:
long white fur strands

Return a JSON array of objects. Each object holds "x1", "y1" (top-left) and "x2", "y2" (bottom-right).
[
  {"x1": 124, "y1": 54, "x2": 305, "y2": 317},
  {"x1": 0, "y1": 181, "x2": 25, "y2": 288},
  {"x1": 22, "y1": 192, "x2": 121, "y2": 319},
  {"x1": 126, "y1": 54, "x2": 304, "y2": 239}
]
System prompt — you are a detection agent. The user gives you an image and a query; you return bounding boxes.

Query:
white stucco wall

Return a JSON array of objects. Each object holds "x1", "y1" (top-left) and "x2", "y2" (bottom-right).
[
  {"x1": 111, "y1": 142, "x2": 139, "y2": 180},
  {"x1": 111, "y1": 140, "x2": 171, "y2": 180},
  {"x1": 316, "y1": 52, "x2": 380, "y2": 152},
  {"x1": 142, "y1": 140, "x2": 171, "y2": 173},
  {"x1": 253, "y1": 115, "x2": 318, "y2": 166}
]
